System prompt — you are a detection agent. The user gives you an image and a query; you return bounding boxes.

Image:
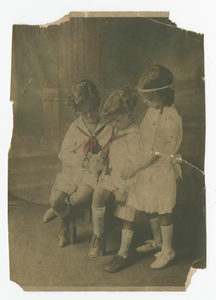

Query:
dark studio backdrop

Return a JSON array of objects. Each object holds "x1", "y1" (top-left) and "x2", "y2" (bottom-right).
[
  {"x1": 10, "y1": 16, "x2": 205, "y2": 202},
  {"x1": 8, "y1": 16, "x2": 206, "y2": 287}
]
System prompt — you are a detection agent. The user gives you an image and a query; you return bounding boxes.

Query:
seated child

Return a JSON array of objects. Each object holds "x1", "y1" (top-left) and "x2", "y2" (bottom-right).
[
  {"x1": 88, "y1": 87, "x2": 140, "y2": 273},
  {"x1": 42, "y1": 79, "x2": 112, "y2": 247}
]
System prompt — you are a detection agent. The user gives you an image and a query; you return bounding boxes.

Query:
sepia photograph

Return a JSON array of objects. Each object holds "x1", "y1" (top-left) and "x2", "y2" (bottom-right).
[{"x1": 8, "y1": 11, "x2": 206, "y2": 291}]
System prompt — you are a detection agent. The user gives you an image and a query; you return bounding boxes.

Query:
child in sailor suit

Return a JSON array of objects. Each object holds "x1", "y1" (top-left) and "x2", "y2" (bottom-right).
[
  {"x1": 42, "y1": 80, "x2": 112, "y2": 247},
  {"x1": 88, "y1": 87, "x2": 140, "y2": 274},
  {"x1": 54, "y1": 115, "x2": 111, "y2": 194}
]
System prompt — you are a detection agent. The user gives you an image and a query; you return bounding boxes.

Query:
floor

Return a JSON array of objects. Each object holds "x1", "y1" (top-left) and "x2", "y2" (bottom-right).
[{"x1": 8, "y1": 196, "x2": 206, "y2": 291}]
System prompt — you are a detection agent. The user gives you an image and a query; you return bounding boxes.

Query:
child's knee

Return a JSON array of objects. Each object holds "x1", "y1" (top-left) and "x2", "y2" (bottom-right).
[
  {"x1": 70, "y1": 187, "x2": 93, "y2": 205},
  {"x1": 50, "y1": 191, "x2": 64, "y2": 209},
  {"x1": 71, "y1": 193, "x2": 88, "y2": 205},
  {"x1": 70, "y1": 195, "x2": 80, "y2": 206},
  {"x1": 92, "y1": 187, "x2": 109, "y2": 207}
]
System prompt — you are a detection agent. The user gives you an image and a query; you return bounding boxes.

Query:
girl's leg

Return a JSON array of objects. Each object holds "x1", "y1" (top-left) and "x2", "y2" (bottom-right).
[
  {"x1": 88, "y1": 187, "x2": 111, "y2": 258},
  {"x1": 136, "y1": 212, "x2": 162, "y2": 252},
  {"x1": 160, "y1": 213, "x2": 173, "y2": 226},
  {"x1": 150, "y1": 213, "x2": 175, "y2": 269},
  {"x1": 147, "y1": 212, "x2": 162, "y2": 246},
  {"x1": 159, "y1": 213, "x2": 173, "y2": 253}
]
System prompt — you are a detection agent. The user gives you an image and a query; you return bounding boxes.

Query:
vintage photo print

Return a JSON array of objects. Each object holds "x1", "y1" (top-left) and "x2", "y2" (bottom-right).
[{"x1": 8, "y1": 12, "x2": 205, "y2": 291}]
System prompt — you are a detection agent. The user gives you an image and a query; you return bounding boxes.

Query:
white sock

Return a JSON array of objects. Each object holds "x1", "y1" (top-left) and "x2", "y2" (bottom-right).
[
  {"x1": 149, "y1": 217, "x2": 162, "y2": 245},
  {"x1": 118, "y1": 229, "x2": 134, "y2": 259},
  {"x1": 92, "y1": 207, "x2": 106, "y2": 238},
  {"x1": 161, "y1": 224, "x2": 174, "y2": 254}
]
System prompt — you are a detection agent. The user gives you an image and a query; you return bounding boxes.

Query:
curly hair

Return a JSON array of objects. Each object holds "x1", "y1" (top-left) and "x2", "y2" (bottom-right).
[
  {"x1": 68, "y1": 79, "x2": 101, "y2": 111},
  {"x1": 102, "y1": 86, "x2": 139, "y2": 118},
  {"x1": 138, "y1": 65, "x2": 175, "y2": 107}
]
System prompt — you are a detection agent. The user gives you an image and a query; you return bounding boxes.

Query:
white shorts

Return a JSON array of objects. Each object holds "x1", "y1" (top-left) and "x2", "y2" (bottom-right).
[
  {"x1": 98, "y1": 175, "x2": 136, "y2": 222},
  {"x1": 52, "y1": 168, "x2": 98, "y2": 194}
]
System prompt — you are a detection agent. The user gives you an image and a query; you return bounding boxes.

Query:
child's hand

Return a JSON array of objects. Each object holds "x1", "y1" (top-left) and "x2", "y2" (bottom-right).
[
  {"x1": 120, "y1": 166, "x2": 137, "y2": 180},
  {"x1": 114, "y1": 191, "x2": 126, "y2": 206}
]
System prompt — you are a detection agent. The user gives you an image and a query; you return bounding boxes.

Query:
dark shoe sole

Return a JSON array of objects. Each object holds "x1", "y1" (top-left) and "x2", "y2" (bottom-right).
[
  {"x1": 88, "y1": 248, "x2": 102, "y2": 258},
  {"x1": 103, "y1": 258, "x2": 129, "y2": 273},
  {"x1": 103, "y1": 263, "x2": 128, "y2": 273}
]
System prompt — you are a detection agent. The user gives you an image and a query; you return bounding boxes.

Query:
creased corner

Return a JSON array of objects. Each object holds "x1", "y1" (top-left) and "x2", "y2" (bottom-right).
[{"x1": 185, "y1": 267, "x2": 196, "y2": 290}]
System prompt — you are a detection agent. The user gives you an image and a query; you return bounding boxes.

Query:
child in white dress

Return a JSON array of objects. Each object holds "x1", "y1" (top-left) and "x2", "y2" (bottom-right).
[
  {"x1": 42, "y1": 80, "x2": 112, "y2": 247},
  {"x1": 121, "y1": 65, "x2": 182, "y2": 269},
  {"x1": 88, "y1": 87, "x2": 140, "y2": 273}
]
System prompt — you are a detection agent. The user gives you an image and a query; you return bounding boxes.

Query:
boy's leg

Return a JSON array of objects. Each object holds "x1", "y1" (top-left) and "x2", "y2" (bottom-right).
[
  {"x1": 104, "y1": 204, "x2": 135, "y2": 273},
  {"x1": 136, "y1": 212, "x2": 162, "y2": 253},
  {"x1": 67, "y1": 185, "x2": 94, "y2": 206},
  {"x1": 42, "y1": 190, "x2": 68, "y2": 223},
  {"x1": 151, "y1": 213, "x2": 175, "y2": 269},
  {"x1": 49, "y1": 190, "x2": 70, "y2": 247},
  {"x1": 42, "y1": 208, "x2": 57, "y2": 223},
  {"x1": 43, "y1": 185, "x2": 77, "y2": 223},
  {"x1": 118, "y1": 221, "x2": 134, "y2": 258},
  {"x1": 104, "y1": 221, "x2": 134, "y2": 273},
  {"x1": 88, "y1": 187, "x2": 111, "y2": 258}
]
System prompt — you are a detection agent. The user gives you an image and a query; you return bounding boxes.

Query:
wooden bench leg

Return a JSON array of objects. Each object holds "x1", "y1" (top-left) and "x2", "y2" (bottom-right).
[
  {"x1": 68, "y1": 199, "x2": 92, "y2": 245},
  {"x1": 102, "y1": 233, "x2": 107, "y2": 256},
  {"x1": 69, "y1": 218, "x2": 77, "y2": 244}
]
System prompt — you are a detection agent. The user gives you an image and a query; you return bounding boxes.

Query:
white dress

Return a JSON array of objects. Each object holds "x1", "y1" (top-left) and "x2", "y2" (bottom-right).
[{"x1": 128, "y1": 105, "x2": 182, "y2": 214}]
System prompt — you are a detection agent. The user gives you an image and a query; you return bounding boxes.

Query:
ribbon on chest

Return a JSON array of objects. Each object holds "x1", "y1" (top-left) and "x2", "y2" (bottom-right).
[
  {"x1": 102, "y1": 129, "x2": 129, "y2": 161},
  {"x1": 76, "y1": 125, "x2": 106, "y2": 157}
]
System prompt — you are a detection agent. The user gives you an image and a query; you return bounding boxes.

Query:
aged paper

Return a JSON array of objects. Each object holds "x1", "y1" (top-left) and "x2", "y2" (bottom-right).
[{"x1": 7, "y1": 11, "x2": 207, "y2": 293}]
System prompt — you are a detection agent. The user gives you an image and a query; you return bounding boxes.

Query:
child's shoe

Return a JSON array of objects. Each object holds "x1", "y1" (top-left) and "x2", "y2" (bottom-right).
[
  {"x1": 42, "y1": 208, "x2": 57, "y2": 223},
  {"x1": 136, "y1": 239, "x2": 162, "y2": 253},
  {"x1": 88, "y1": 235, "x2": 103, "y2": 258},
  {"x1": 103, "y1": 255, "x2": 129, "y2": 273},
  {"x1": 58, "y1": 227, "x2": 70, "y2": 247},
  {"x1": 150, "y1": 250, "x2": 176, "y2": 269}
]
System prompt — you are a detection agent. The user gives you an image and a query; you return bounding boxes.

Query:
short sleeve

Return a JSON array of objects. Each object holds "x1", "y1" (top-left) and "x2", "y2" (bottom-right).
[{"x1": 152, "y1": 115, "x2": 182, "y2": 155}]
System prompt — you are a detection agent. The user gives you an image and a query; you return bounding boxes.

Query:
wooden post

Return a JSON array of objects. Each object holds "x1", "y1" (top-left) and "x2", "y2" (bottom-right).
[{"x1": 38, "y1": 88, "x2": 60, "y2": 152}]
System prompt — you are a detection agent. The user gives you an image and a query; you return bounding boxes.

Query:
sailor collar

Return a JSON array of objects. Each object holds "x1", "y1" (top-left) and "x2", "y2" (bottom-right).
[{"x1": 75, "y1": 116, "x2": 106, "y2": 136}]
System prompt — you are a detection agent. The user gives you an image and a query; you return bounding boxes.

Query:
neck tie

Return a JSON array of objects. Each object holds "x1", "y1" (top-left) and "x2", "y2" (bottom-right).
[
  {"x1": 77, "y1": 125, "x2": 106, "y2": 157},
  {"x1": 102, "y1": 129, "x2": 128, "y2": 160}
]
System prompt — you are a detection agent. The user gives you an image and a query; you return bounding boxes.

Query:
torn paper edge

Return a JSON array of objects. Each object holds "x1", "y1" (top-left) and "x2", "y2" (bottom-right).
[
  {"x1": 185, "y1": 267, "x2": 196, "y2": 290},
  {"x1": 3, "y1": 6, "x2": 211, "y2": 296},
  {"x1": 39, "y1": 11, "x2": 169, "y2": 28}
]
